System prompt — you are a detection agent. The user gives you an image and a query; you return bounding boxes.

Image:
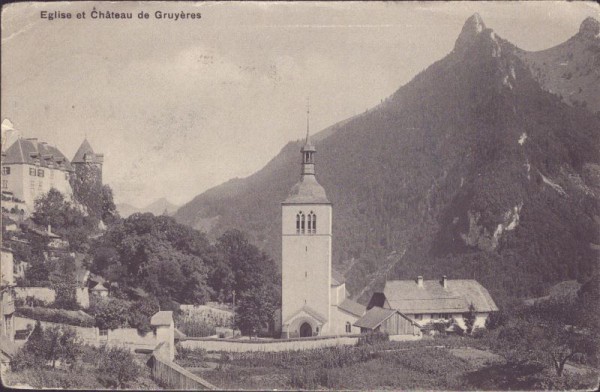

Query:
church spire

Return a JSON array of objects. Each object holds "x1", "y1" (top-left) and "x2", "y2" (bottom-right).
[{"x1": 301, "y1": 97, "x2": 316, "y2": 176}]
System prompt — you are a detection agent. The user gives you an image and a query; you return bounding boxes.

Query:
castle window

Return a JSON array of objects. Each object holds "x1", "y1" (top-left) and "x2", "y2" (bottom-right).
[
  {"x1": 29, "y1": 168, "x2": 36, "y2": 176},
  {"x1": 37, "y1": 169, "x2": 44, "y2": 177},
  {"x1": 345, "y1": 322, "x2": 351, "y2": 333},
  {"x1": 2, "y1": 167, "x2": 10, "y2": 175}
]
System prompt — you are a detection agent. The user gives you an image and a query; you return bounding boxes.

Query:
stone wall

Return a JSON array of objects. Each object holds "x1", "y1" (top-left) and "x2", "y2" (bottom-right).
[
  {"x1": 14, "y1": 287, "x2": 89, "y2": 309},
  {"x1": 181, "y1": 335, "x2": 362, "y2": 352}
]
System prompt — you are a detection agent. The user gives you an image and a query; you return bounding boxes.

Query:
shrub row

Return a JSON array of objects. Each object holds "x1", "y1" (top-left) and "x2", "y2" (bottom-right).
[{"x1": 15, "y1": 306, "x2": 95, "y2": 328}]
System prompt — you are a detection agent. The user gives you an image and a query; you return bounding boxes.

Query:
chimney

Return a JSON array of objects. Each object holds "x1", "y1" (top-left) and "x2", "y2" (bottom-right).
[
  {"x1": 417, "y1": 276, "x2": 423, "y2": 288},
  {"x1": 442, "y1": 275, "x2": 447, "y2": 288}
]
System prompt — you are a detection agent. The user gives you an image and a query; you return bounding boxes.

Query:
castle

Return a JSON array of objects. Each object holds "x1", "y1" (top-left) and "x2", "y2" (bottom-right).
[
  {"x1": 280, "y1": 111, "x2": 365, "y2": 338},
  {"x1": 1, "y1": 136, "x2": 103, "y2": 215}
]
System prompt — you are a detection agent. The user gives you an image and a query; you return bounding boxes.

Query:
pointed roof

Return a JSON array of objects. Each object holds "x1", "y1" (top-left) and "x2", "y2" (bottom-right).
[
  {"x1": 283, "y1": 174, "x2": 330, "y2": 204},
  {"x1": 72, "y1": 138, "x2": 102, "y2": 164}
]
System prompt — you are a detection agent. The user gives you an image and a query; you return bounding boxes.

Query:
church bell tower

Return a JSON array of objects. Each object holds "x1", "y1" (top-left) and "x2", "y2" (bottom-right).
[{"x1": 281, "y1": 101, "x2": 332, "y2": 338}]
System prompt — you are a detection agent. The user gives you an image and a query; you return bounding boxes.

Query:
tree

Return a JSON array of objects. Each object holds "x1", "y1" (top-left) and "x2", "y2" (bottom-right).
[
  {"x1": 463, "y1": 303, "x2": 477, "y2": 335},
  {"x1": 492, "y1": 314, "x2": 599, "y2": 377},
  {"x1": 100, "y1": 184, "x2": 120, "y2": 224},
  {"x1": 50, "y1": 255, "x2": 79, "y2": 310},
  {"x1": 89, "y1": 297, "x2": 131, "y2": 330},
  {"x1": 96, "y1": 346, "x2": 141, "y2": 388},
  {"x1": 127, "y1": 297, "x2": 160, "y2": 334},
  {"x1": 13, "y1": 321, "x2": 81, "y2": 370},
  {"x1": 218, "y1": 230, "x2": 280, "y2": 336},
  {"x1": 235, "y1": 284, "x2": 277, "y2": 336}
]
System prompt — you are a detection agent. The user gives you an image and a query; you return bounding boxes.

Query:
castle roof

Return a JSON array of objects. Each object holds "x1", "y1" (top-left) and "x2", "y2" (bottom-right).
[
  {"x1": 283, "y1": 174, "x2": 330, "y2": 204},
  {"x1": 378, "y1": 278, "x2": 498, "y2": 314},
  {"x1": 2, "y1": 138, "x2": 73, "y2": 171},
  {"x1": 72, "y1": 138, "x2": 103, "y2": 164}
]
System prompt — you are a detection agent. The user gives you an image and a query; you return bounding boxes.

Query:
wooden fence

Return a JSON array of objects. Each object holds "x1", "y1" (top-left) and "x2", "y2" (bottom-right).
[{"x1": 150, "y1": 342, "x2": 216, "y2": 390}]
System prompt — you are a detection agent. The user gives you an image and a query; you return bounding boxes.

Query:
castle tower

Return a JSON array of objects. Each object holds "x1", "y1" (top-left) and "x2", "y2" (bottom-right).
[
  {"x1": 71, "y1": 139, "x2": 104, "y2": 218},
  {"x1": 71, "y1": 138, "x2": 104, "y2": 183},
  {"x1": 281, "y1": 104, "x2": 332, "y2": 338}
]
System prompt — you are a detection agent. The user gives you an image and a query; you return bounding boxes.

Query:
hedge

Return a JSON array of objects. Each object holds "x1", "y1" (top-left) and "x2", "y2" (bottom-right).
[{"x1": 15, "y1": 306, "x2": 96, "y2": 328}]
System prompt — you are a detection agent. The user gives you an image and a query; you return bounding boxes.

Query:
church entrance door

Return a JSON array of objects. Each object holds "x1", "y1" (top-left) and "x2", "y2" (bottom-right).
[{"x1": 299, "y1": 322, "x2": 313, "y2": 337}]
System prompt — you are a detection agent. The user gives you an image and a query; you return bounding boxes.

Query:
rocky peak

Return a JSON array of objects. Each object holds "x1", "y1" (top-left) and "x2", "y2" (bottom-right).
[
  {"x1": 454, "y1": 13, "x2": 487, "y2": 52},
  {"x1": 577, "y1": 17, "x2": 599, "y2": 39}
]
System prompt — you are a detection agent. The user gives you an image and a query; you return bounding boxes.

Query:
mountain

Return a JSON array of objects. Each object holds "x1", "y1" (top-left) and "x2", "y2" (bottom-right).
[
  {"x1": 174, "y1": 14, "x2": 600, "y2": 307},
  {"x1": 518, "y1": 17, "x2": 600, "y2": 114},
  {"x1": 117, "y1": 198, "x2": 178, "y2": 218}
]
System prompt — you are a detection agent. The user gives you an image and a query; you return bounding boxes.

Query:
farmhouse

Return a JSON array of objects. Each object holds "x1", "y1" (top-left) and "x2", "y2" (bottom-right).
[{"x1": 367, "y1": 276, "x2": 498, "y2": 330}]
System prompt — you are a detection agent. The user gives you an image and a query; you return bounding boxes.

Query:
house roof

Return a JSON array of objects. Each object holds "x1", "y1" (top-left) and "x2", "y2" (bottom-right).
[
  {"x1": 338, "y1": 298, "x2": 366, "y2": 317},
  {"x1": 381, "y1": 279, "x2": 498, "y2": 313},
  {"x1": 331, "y1": 269, "x2": 346, "y2": 286},
  {"x1": 150, "y1": 311, "x2": 173, "y2": 326},
  {"x1": 71, "y1": 138, "x2": 103, "y2": 164},
  {"x1": 283, "y1": 175, "x2": 330, "y2": 204},
  {"x1": 2, "y1": 138, "x2": 73, "y2": 171},
  {"x1": 353, "y1": 307, "x2": 414, "y2": 330}
]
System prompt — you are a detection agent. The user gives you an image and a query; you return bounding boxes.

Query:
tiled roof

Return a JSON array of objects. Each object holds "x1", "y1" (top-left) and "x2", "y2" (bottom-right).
[
  {"x1": 338, "y1": 298, "x2": 366, "y2": 317},
  {"x1": 283, "y1": 175, "x2": 330, "y2": 204},
  {"x1": 382, "y1": 279, "x2": 498, "y2": 313},
  {"x1": 150, "y1": 311, "x2": 173, "y2": 326},
  {"x1": 2, "y1": 138, "x2": 73, "y2": 171}
]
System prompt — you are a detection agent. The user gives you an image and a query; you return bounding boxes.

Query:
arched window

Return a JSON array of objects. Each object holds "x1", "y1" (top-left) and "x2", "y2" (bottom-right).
[
  {"x1": 345, "y1": 322, "x2": 351, "y2": 333},
  {"x1": 296, "y1": 213, "x2": 301, "y2": 234},
  {"x1": 301, "y1": 213, "x2": 305, "y2": 234},
  {"x1": 307, "y1": 211, "x2": 316, "y2": 234}
]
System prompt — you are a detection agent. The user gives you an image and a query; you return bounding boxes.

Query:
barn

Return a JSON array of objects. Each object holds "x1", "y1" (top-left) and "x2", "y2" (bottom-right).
[{"x1": 353, "y1": 307, "x2": 420, "y2": 336}]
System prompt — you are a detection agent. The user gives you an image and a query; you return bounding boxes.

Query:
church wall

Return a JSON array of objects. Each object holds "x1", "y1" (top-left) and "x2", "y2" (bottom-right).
[
  {"x1": 281, "y1": 204, "x2": 332, "y2": 334},
  {"x1": 328, "y1": 307, "x2": 361, "y2": 335}
]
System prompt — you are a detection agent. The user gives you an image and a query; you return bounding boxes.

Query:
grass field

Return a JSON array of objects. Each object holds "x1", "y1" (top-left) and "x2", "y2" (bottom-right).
[{"x1": 180, "y1": 336, "x2": 598, "y2": 390}]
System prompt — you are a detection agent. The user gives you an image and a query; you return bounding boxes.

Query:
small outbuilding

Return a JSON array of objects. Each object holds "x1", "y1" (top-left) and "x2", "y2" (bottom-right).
[{"x1": 354, "y1": 307, "x2": 420, "y2": 336}]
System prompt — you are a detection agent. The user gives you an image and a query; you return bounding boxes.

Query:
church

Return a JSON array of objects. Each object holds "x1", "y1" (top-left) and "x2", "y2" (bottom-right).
[{"x1": 280, "y1": 112, "x2": 365, "y2": 338}]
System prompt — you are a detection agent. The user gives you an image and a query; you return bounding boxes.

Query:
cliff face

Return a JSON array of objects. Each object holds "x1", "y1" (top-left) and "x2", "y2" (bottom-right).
[{"x1": 175, "y1": 15, "x2": 600, "y2": 306}]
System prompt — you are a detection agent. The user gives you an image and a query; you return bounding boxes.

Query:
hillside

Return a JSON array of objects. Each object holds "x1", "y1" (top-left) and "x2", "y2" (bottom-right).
[
  {"x1": 518, "y1": 17, "x2": 600, "y2": 114},
  {"x1": 117, "y1": 198, "x2": 178, "y2": 218},
  {"x1": 174, "y1": 14, "x2": 600, "y2": 307}
]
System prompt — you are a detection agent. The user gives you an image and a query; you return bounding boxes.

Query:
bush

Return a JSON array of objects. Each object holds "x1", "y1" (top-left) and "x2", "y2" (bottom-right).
[
  {"x1": 15, "y1": 306, "x2": 95, "y2": 327},
  {"x1": 485, "y1": 310, "x2": 508, "y2": 330},
  {"x1": 88, "y1": 297, "x2": 131, "y2": 330},
  {"x1": 175, "y1": 345, "x2": 208, "y2": 367},
  {"x1": 175, "y1": 315, "x2": 217, "y2": 337},
  {"x1": 96, "y1": 346, "x2": 141, "y2": 388}
]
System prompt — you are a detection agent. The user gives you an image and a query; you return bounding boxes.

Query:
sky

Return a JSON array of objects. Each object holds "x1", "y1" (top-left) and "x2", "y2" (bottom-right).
[{"x1": 2, "y1": 1, "x2": 598, "y2": 207}]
